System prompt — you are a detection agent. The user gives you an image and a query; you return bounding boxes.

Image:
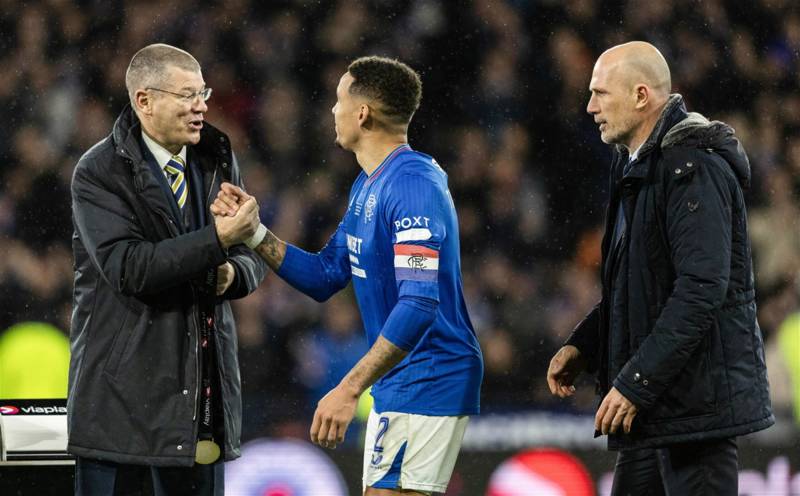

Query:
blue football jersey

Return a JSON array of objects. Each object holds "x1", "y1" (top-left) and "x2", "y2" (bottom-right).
[
  {"x1": 341, "y1": 145, "x2": 483, "y2": 415},
  {"x1": 278, "y1": 145, "x2": 483, "y2": 415},
  {"x1": 348, "y1": 145, "x2": 483, "y2": 415}
]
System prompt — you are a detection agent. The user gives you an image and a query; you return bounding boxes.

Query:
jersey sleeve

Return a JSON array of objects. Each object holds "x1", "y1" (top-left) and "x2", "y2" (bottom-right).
[
  {"x1": 379, "y1": 295, "x2": 438, "y2": 351},
  {"x1": 277, "y1": 220, "x2": 351, "y2": 302},
  {"x1": 384, "y1": 171, "x2": 446, "y2": 302}
]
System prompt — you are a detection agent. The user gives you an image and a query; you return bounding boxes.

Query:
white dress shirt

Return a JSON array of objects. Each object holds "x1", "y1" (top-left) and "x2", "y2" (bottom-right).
[{"x1": 141, "y1": 131, "x2": 187, "y2": 180}]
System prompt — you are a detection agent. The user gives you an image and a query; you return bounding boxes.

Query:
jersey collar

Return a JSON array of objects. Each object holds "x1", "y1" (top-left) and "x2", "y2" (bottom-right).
[{"x1": 366, "y1": 144, "x2": 411, "y2": 184}]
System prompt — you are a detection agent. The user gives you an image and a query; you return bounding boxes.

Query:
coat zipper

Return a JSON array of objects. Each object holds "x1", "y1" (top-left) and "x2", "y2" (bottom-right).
[
  {"x1": 206, "y1": 167, "x2": 219, "y2": 209},
  {"x1": 196, "y1": 165, "x2": 220, "y2": 424},
  {"x1": 154, "y1": 209, "x2": 201, "y2": 423},
  {"x1": 191, "y1": 286, "x2": 201, "y2": 422},
  {"x1": 156, "y1": 162, "x2": 223, "y2": 429}
]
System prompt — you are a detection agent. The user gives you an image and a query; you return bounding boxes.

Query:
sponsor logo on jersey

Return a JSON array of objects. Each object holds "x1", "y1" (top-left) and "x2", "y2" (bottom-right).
[
  {"x1": 348, "y1": 234, "x2": 366, "y2": 277},
  {"x1": 347, "y1": 234, "x2": 363, "y2": 254},
  {"x1": 0, "y1": 405, "x2": 19, "y2": 415},
  {"x1": 394, "y1": 216, "x2": 430, "y2": 231}
]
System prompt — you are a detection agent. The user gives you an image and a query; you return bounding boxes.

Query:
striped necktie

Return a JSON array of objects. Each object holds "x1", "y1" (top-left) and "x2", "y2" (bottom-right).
[{"x1": 164, "y1": 155, "x2": 187, "y2": 210}]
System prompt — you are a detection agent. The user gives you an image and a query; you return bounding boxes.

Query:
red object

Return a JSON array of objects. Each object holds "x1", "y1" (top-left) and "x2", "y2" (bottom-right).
[
  {"x1": 487, "y1": 448, "x2": 595, "y2": 496},
  {"x1": 262, "y1": 484, "x2": 294, "y2": 496}
]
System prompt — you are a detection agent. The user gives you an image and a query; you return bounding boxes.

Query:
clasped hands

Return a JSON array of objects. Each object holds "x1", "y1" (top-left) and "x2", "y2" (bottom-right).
[
  {"x1": 211, "y1": 183, "x2": 259, "y2": 248},
  {"x1": 546, "y1": 345, "x2": 638, "y2": 435},
  {"x1": 211, "y1": 183, "x2": 259, "y2": 295}
]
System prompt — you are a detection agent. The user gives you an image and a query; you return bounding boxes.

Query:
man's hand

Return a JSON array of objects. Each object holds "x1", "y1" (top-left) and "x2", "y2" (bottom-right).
[
  {"x1": 308, "y1": 336, "x2": 406, "y2": 450},
  {"x1": 213, "y1": 196, "x2": 259, "y2": 249},
  {"x1": 211, "y1": 183, "x2": 252, "y2": 217},
  {"x1": 310, "y1": 382, "x2": 359, "y2": 449},
  {"x1": 216, "y1": 262, "x2": 235, "y2": 295},
  {"x1": 595, "y1": 386, "x2": 638, "y2": 435},
  {"x1": 546, "y1": 345, "x2": 586, "y2": 398}
]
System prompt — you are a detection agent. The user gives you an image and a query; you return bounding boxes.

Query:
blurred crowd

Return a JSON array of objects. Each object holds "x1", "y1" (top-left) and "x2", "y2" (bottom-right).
[{"x1": 0, "y1": 0, "x2": 798, "y2": 441}]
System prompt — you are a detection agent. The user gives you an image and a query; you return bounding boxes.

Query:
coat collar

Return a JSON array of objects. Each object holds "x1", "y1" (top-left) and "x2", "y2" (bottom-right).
[
  {"x1": 615, "y1": 94, "x2": 688, "y2": 179},
  {"x1": 109, "y1": 105, "x2": 232, "y2": 229},
  {"x1": 111, "y1": 104, "x2": 146, "y2": 164}
]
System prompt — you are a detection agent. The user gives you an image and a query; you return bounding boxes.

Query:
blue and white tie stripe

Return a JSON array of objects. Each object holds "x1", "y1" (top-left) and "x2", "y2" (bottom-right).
[{"x1": 164, "y1": 155, "x2": 187, "y2": 209}]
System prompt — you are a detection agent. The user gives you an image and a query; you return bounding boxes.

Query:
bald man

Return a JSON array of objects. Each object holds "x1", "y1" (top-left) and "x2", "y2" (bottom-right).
[{"x1": 547, "y1": 42, "x2": 773, "y2": 495}]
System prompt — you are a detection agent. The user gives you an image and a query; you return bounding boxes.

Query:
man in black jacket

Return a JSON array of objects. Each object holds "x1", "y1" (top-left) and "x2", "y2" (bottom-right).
[
  {"x1": 546, "y1": 41, "x2": 773, "y2": 495},
  {"x1": 69, "y1": 44, "x2": 267, "y2": 495}
]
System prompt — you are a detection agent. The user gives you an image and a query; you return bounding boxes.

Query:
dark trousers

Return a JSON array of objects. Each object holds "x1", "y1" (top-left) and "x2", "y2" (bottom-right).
[
  {"x1": 75, "y1": 456, "x2": 224, "y2": 496},
  {"x1": 610, "y1": 437, "x2": 738, "y2": 496}
]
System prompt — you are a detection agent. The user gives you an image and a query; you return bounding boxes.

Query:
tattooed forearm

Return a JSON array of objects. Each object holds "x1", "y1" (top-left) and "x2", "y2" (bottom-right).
[
  {"x1": 341, "y1": 335, "x2": 408, "y2": 395},
  {"x1": 255, "y1": 229, "x2": 287, "y2": 271}
]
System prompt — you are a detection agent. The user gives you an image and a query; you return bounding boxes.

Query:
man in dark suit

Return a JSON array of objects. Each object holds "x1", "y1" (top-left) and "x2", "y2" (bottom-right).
[{"x1": 69, "y1": 43, "x2": 267, "y2": 495}]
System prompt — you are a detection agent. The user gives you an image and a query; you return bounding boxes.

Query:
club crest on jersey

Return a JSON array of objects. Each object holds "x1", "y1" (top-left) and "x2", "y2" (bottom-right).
[
  {"x1": 407, "y1": 252, "x2": 428, "y2": 270},
  {"x1": 394, "y1": 244, "x2": 439, "y2": 282},
  {"x1": 364, "y1": 194, "x2": 377, "y2": 223}
]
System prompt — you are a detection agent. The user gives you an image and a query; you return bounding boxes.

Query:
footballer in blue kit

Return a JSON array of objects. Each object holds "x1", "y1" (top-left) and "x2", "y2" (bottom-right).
[
  {"x1": 333, "y1": 143, "x2": 483, "y2": 416},
  {"x1": 212, "y1": 56, "x2": 483, "y2": 495}
]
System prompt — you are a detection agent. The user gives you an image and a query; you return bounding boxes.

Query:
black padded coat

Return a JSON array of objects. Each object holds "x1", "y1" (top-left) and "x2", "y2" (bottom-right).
[
  {"x1": 68, "y1": 105, "x2": 267, "y2": 465},
  {"x1": 567, "y1": 95, "x2": 773, "y2": 450}
]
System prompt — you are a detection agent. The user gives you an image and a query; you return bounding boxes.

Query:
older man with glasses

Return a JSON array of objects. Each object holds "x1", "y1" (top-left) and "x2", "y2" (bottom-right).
[{"x1": 68, "y1": 43, "x2": 266, "y2": 495}]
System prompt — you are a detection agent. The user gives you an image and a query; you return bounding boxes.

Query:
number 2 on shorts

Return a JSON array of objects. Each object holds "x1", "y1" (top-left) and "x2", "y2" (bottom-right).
[{"x1": 371, "y1": 416, "x2": 390, "y2": 465}]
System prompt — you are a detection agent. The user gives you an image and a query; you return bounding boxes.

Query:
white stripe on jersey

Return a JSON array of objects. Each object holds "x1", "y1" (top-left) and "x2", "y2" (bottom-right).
[
  {"x1": 395, "y1": 228, "x2": 432, "y2": 242},
  {"x1": 352, "y1": 266, "x2": 367, "y2": 278},
  {"x1": 393, "y1": 255, "x2": 439, "y2": 271}
]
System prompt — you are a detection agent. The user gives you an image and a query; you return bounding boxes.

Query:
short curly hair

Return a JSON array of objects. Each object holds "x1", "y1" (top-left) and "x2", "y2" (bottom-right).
[{"x1": 347, "y1": 56, "x2": 422, "y2": 127}]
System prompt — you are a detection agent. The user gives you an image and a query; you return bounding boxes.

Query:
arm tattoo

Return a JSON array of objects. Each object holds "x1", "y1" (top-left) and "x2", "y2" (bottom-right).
[
  {"x1": 341, "y1": 335, "x2": 409, "y2": 396},
  {"x1": 255, "y1": 229, "x2": 287, "y2": 271}
]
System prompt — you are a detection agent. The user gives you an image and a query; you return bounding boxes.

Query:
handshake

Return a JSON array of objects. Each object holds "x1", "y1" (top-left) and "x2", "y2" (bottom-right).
[{"x1": 212, "y1": 183, "x2": 264, "y2": 250}]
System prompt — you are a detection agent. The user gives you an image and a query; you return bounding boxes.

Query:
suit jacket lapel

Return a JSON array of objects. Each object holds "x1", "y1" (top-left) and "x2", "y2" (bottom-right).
[{"x1": 137, "y1": 136, "x2": 186, "y2": 234}]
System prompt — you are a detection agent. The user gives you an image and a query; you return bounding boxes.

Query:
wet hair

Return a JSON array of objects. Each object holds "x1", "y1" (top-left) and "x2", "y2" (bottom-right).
[
  {"x1": 347, "y1": 56, "x2": 422, "y2": 128},
  {"x1": 125, "y1": 44, "x2": 200, "y2": 105}
]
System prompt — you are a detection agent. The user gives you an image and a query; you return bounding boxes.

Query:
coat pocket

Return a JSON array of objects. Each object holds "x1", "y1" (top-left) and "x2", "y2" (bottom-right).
[
  {"x1": 719, "y1": 299, "x2": 761, "y2": 403},
  {"x1": 645, "y1": 333, "x2": 717, "y2": 423}
]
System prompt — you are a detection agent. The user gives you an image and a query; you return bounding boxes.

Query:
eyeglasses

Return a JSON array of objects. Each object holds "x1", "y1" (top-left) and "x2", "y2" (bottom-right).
[{"x1": 147, "y1": 87, "x2": 212, "y2": 103}]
